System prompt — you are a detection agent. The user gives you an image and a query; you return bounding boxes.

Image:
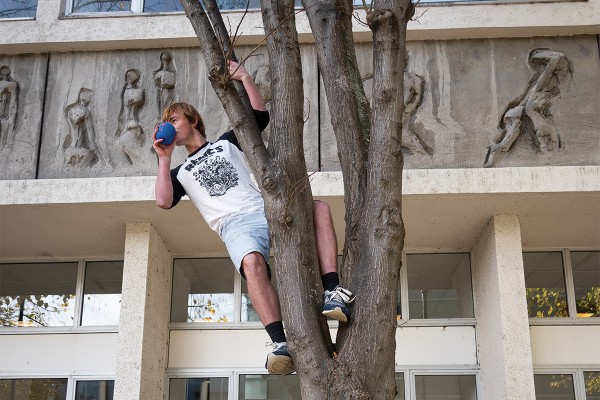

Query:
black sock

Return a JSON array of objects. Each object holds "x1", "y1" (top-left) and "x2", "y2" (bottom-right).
[
  {"x1": 265, "y1": 321, "x2": 286, "y2": 343},
  {"x1": 321, "y1": 272, "x2": 339, "y2": 292}
]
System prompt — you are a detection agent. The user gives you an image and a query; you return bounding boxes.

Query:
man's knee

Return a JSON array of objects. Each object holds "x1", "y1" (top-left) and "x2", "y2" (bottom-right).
[{"x1": 241, "y1": 252, "x2": 269, "y2": 280}]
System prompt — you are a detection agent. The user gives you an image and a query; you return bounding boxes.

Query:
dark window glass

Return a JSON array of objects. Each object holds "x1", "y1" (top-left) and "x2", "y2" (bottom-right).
[
  {"x1": 81, "y1": 261, "x2": 124, "y2": 326},
  {"x1": 0, "y1": 0, "x2": 37, "y2": 18},
  {"x1": 571, "y1": 251, "x2": 600, "y2": 318},
  {"x1": 533, "y1": 374, "x2": 575, "y2": 400},
  {"x1": 239, "y1": 374, "x2": 300, "y2": 399},
  {"x1": 0, "y1": 262, "x2": 78, "y2": 327},
  {"x1": 523, "y1": 252, "x2": 569, "y2": 318},
  {"x1": 415, "y1": 375, "x2": 477, "y2": 400},
  {"x1": 395, "y1": 373, "x2": 405, "y2": 399},
  {"x1": 72, "y1": 0, "x2": 131, "y2": 13},
  {"x1": 75, "y1": 380, "x2": 115, "y2": 400},
  {"x1": 584, "y1": 371, "x2": 600, "y2": 400},
  {"x1": 0, "y1": 379, "x2": 68, "y2": 399},
  {"x1": 143, "y1": 0, "x2": 182, "y2": 12},
  {"x1": 169, "y1": 377, "x2": 228, "y2": 400}
]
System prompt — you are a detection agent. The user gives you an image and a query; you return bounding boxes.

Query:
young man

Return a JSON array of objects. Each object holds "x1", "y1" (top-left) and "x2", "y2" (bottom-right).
[{"x1": 153, "y1": 61, "x2": 354, "y2": 375}]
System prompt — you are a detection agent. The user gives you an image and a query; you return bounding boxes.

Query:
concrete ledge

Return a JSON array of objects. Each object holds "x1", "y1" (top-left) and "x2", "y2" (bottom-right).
[{"x1": 2, "y1": 166, "x2": 598, "y2": 206}]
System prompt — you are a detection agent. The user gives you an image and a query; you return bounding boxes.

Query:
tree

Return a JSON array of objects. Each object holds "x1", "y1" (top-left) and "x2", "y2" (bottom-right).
[{"x1": 178, "y1": 1, "x2": 413, "y2": 398}]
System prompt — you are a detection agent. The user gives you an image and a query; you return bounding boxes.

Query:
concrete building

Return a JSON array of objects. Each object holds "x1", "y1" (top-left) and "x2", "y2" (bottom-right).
[{"x1": 0, "y1": 1, "x2": 599, "y2": 399}]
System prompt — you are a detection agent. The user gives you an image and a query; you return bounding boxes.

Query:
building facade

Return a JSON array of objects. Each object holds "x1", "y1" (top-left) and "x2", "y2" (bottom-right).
[{"x1": 0, "y1": 0, "x2": 599, "y2": 399}]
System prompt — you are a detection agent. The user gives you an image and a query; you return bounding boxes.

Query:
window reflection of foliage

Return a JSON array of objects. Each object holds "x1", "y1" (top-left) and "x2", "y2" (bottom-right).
[
  {"x1": 188, "y1": 294, "x2": 228, "y2": 322},
  {"x1": 585, "y1": 372, "x2": 600, "y2": 396},
  {"x1": 576, "y1": 287, "x2": 600, "y2": 317},
  {"x1": 0, "y1": 294, "x2": 75, "y2": 327},
  {"x1": 72, "y1": 0, "x2": 130, "y2": 12},
  {"x1": 0, "y1": 0, "x2": 37, "y2": 18},
  {"x1": 525, "y1": 287, "x2": 568, "y2": 318},
  {"x1": 0, "y1": 378, "x2": 67, "y2": 399}
]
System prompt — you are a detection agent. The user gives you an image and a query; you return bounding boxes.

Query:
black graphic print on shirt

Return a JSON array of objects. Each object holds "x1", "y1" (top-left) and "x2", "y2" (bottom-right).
[{"x1": 193, "y1": 155, "x2": 239, "y2": 197}]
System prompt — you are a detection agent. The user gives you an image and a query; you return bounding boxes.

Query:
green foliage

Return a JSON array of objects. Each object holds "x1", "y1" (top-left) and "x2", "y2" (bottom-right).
[{"x1": 526, "y1": 287, "x2": 568, "y2": 318}]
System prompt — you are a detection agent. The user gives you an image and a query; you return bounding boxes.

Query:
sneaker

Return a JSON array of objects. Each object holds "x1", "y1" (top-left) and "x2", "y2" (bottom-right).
[
  {"x1": 322, "y1": 286, "x2": 356, "y2": 322},
  {"x1": 265, "y1": 342, "x2": 295, "y2": 375}
]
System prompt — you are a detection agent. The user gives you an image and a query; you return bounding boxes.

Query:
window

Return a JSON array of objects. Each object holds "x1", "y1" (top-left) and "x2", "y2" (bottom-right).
[
  {"x1": 171, "y1": 258, "x2": 274, "y2": 324},
  {"x1": 414, "y1": 375, "x2": 477, "y2": 400},
  {"x1": 534, "y1": 374, "x2": 576, "y2": 400},
  {"x1": 405, "y1": 253, "x2": 474, "y2": 319},
  {"x1": 523, "y1": 250, "x2": 599, "y2": 320},
  {"x1": 0, "y1": 378, "x2": 68, "y2": 399},
  {"x1": 66, "y1": 0, "x2": 302, "y2": 14},
  {"x1": 169, "y1": 377, "x2": 228, "y2": 400},
  {"x1": 0, "y1": 261, "x2": 124, "y2": 328},
  {"x1": 585, "y1": 371, "x2": 600, "y2": 400},
  {"x1": 75, "y1": 380, "x2": 115, "y2": 400},
  {"x1": 0, "y1": 0, "x2": 36, "y2": 18}
]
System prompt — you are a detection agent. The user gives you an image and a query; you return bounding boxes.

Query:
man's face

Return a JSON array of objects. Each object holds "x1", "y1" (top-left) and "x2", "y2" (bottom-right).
[{"x1": 169, "y1": 112, "x2": 195, "y2": 145}]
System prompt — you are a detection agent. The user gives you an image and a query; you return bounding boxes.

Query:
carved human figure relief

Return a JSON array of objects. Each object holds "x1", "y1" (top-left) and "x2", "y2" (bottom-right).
[
  {"x1": 62, "y1": 88, "x2": 100, "y2": 167},
  {"x1": 0, "y1": 65, "x2": 19, "y2": 149},
  {"x1": 484, "y1": 48, "x2": 573, "y2": 167},
  {"x1": 116, "y1": 68, "x2": 146, "y2": 164},
  {"x1": 153, "y1": 51, "x2": 176, "y2": 118},
  {"x1": 401, "y1": 63, "x2": 431, "y2": 155}
]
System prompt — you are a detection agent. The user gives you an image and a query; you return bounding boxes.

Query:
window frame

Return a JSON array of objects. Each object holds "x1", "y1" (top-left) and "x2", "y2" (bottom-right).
[
  {"x1": 525, "y1": 248, "x2": 600, "y2": 326},
  {"x1": 0, "y1": 257, "x2": 123, "y2": 334}
]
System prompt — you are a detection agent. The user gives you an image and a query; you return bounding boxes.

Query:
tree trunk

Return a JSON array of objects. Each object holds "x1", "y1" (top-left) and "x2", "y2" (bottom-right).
[{"x1": 180, "y1": 0, "x2": 412, "y2": 398}]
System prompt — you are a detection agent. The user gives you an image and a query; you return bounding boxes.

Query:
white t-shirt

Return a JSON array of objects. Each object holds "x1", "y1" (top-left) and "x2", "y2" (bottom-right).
[{"x1": 169, "y1": 110, "x2": 269, "y2": 233}]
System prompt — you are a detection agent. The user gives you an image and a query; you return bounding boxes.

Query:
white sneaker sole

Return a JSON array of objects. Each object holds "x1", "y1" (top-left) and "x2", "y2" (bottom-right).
[
  {"x1": 322, "y1": 307, "x2": 348, "y2": 322},
  {"x1": 266, "y1": 354, "x2": 295, "y2": 375}
]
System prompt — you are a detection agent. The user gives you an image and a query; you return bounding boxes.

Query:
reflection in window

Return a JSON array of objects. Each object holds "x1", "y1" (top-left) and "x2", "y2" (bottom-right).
[
  {"x1": 169, "y1": 377, "x2": 228, "y2": 400},
  {"x1": 75, "y1": 380, "x2": 115, "y2": 400},
  {"x1": 0, "y1": 263, "x2": 78, "y2": 327},
  {"x1": 171, "y1": 258, "x2": 235, "y2": 323},
  {"x1": 72, "y1": 0, "x2": 131, "y2": 13},
  {"x1": 523, "y1": 252, "x2": 569, "y2": 318},
  {"x1": 407, "y1": 253, "x2": 474, "y2": 319},
  {"x1": 534, "y1": 374, "x2": 575, "y2": 400},
  {"x1": 585, "y1": 371, "x2": 600, "y2": 400},
  {"x1": 571, "y1": 251, "x2": 600, "y2": 318},
  {"x1": 0, "y1": 0, "x2": 37, "y2": 18},
  {"x1": 143, "y1": 0, "x2": 182, "y2": 12},
  {"x1": 0, "y1": 378, "x2": 68, "y2": 399},
  {"x1": 414, "y1": 375, "x2": 477, "y2": 400},
  {"x1": 81, "y1": 261, "x2": 124, "y2": 326},
  {"x1": 239, "y1": 375, "x2": 300, "y2": 399},
  {"x1": 395, "y1": 373, "x2": 405, "y2": 400}
]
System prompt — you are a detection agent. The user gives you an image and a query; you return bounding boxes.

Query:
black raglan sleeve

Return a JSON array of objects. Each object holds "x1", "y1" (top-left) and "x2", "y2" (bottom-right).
[{"x1": 169, "y1": 165, "x2": 187, "y2": 208}]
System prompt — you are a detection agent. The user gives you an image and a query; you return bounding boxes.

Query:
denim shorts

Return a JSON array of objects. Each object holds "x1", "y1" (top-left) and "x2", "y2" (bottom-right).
[{"x1": 219, "y1": 209, "x2": 271, "y2": 279}]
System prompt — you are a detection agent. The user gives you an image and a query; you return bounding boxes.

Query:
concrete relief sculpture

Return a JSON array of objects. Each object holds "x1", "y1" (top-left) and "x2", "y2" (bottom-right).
[
  {"x1": 402, "y1": 63, "x2": 432, "y2": 155},
  {"x1": 116, "y1": 68, "x2": 146, "y2": 164},
  {"x1": 484, "y1": 48, "x2": 573, "y2": 167},
  {"x1": 61, "y1": 88, "x2": 101, "y2": 167},
  {"x1": 154, "y1": 51, "x2": 176, "y2": 118},
  {"x1": 0, "y1": 65, "x2": 19, "y2": 149}
]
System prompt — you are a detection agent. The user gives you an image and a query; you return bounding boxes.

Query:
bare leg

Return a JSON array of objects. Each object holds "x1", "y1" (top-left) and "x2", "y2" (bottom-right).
[
  {"x1": 313, "y1": 200, "x2": 338, "y2": 275},
  {"x1": 242, "y1": 252, "x2": 282, "y2": 326}
]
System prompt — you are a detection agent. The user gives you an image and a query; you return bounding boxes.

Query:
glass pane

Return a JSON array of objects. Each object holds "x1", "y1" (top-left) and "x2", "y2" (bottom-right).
[
  {"x1": 585, "y1": 371, "x2": 600, "y2": 400},
  {"x1": 395, "y1": 373, "x2": 405, "y2": 400},
  {"x1": 415, "y1": 375, "x2": 477, "y2": 400},
  {"x1": 217, "y1": 0, "x2": 261, "y2": 10},
  {"x1": 571, "y1": 251, "x2": 600, "y2": 318},
  {"x1": 239, "y1": 374, "x2": 301, "y2": 399},
  {"x1": 0, "y1": 378, "x2": 68, "y2": 399},
  {"x1": 523, "y1": 252, "x2": 569, "y2": 318},
  {"x1": 143, "y1": 0, "x2": 182, "y2": 12},
  {"x1": 81, "y1": 261, "x2": 124, "y2": 326},
  {"x1": 407, "y1": 253, "x2": 474, "y2": 319},
  {"x1": 0, "y1": 263, "x2": 78, "y2": 327},
  {"x1": 171, "y1": 258, "x2": 235, "y2": 323},
  {"x1": 0, "y1": 0, "x2": 37, "y2": 18},
  {"x1": 533, "y1": 374, "x2": 575, "y2": 400},
  {"x1": 169, "y1": 377, "x2": 228, "y2": 400},
  {"x1": 75, "y1": 380, "x2": 115, "y2": 400},
  {"x1": 71, "y1": 0, "x2": 131, "y2": 13}
]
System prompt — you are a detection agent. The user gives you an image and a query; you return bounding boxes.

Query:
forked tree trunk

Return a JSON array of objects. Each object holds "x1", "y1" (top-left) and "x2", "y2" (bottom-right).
[{"x1": 179, "y1": 0, "x2": 413, "y2": 398}]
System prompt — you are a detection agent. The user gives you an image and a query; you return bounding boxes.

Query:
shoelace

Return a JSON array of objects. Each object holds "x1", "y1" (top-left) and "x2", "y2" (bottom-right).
[{"x1": 332, "y1": 287, "x2": 356, "y2": 304}]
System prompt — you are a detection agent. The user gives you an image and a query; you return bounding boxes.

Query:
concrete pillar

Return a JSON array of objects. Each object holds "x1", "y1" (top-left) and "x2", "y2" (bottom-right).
[
  {"x1": 114, "y1": 223, "x2": 172, "y2": 400},
  {"x1": 471, "y1": 215, "x2": 535, "y2": 400}
]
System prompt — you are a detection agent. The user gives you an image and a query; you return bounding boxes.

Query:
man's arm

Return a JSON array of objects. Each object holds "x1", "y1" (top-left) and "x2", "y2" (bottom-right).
[
  {"x1": 153, "y1": 125, "x2": 175, "y2": 209},
  {"x1": 228, "y1": 61, "x2": 267, "y2": 112}
]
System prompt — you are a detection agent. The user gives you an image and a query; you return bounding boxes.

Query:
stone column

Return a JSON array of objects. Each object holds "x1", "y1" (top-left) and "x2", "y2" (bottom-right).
[
  {"x1": 471, "y1": 215, "x2": 535, "y2": 400},
  {"x1": 113, "y1": 223, "x2": 172, "y2": 400}
]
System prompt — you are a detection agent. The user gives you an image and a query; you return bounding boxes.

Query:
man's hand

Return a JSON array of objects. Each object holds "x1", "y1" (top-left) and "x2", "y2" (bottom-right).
[
  {"x1": 228, "y1": 60, "x2": 251, "y2": 82},
  {"x1": 152, "y1": 123, "x2": 175, "y2": 159}
]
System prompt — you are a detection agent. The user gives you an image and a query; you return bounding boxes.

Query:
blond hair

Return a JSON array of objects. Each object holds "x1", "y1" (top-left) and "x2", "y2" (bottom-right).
[{"x1": 161, "y1": 102, "x2": 206, "y2": 138}]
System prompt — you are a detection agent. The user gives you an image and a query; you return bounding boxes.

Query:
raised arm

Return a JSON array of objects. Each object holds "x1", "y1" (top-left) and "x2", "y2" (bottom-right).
[
  {"x1": 228, "y1": 61, "x2": 267, "y2": 112},
  {"x1": 153, "y1": 125, "x2": 175, "y2": 209}
]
